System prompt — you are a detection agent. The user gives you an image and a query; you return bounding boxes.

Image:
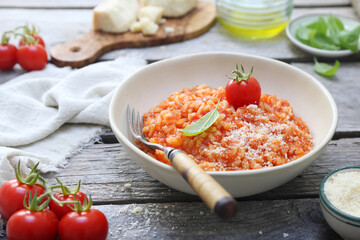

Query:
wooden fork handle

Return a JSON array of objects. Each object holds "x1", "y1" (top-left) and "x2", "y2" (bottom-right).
[{"x1": 169, "y1": 150, "x2": 237, "y2": 219}]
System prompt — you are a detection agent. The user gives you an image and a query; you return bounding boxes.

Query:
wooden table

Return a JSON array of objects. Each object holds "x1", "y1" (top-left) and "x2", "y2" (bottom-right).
[{"x1": 1, "y1": 0, "x2": 360, "y2": 239}]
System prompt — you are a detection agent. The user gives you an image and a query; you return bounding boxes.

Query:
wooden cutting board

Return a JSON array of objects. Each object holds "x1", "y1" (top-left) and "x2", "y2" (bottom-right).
[{"x1": 50, "y1": 1, "x2": 216, "y2": 68}]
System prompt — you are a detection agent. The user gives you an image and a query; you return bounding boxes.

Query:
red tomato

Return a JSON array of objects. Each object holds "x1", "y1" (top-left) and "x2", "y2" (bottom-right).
[
  {"x1": 59, "y1": 209, "x2": 108, "y2": 240},
  {"x1": 49, "y1": 191, "x2": 87, "y2": 219},
  {"x1": 225, "y1": 65, "x2": 261, "y2": 109},
  {"x1": 0, "y1": 179, "x2": 46, "y2": 220},
  {"x1": 19, "y1": 34, "x2": 45, "y2": 48},
  {"x1": 6, "y1": 209, "x2": 58, "y2": 240},
  {"x1": 16, "y1": 44, "x2": 47, "y2": 71},
  {"x1": 0, "y1": 44, "x2": 17, "y2": 70}
]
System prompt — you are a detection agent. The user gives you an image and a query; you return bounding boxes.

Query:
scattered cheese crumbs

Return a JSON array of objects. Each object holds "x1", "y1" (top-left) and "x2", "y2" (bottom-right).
[
  {"x1": 164, "y1": 26, "x2": 174, "y2": 33},
  {"x1": 132, "y1": 206, "x2": 143, "y2": 214},
  {"x1": 283, "y1": 233, "x2": 289, "y2": 238},
  {"x1": 124, "y1": 183, "x2": 132, "y2": 189},
  {"x1": 325, "y1": 170, "x2": 360, "y2": 217}
]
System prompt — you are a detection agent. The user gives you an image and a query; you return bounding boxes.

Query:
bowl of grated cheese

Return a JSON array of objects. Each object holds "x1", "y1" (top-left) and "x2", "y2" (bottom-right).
[{"x1": 320, "y1": 166, "x2": 360, "y2": 240}]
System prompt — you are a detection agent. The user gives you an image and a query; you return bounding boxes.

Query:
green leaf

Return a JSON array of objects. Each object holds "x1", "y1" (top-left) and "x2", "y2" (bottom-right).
[
  {"x1": 178, "y1": 101, "x2": 220, "y2": 136},
  {"x1": 314, "y1": 58, "x2": 340, "y2": 77},
  {"x1": 327, "y1": 14, "x2": 345, "y2": 45},
  {"x1": 307, "y1": 17, "x2": 328, "y2": 34},
  {"x1": 339, "y1": 25, "x2": 360, "y2": 53},
  {"x1": 294, "y1": 14, "x2": 360, "y2": 52},
  {"x1": 295, "y1": 26, "x2": 312, "y2": 44},
  {"x1": 309, "y1": 31, "x2": 341, "y2": 50}
]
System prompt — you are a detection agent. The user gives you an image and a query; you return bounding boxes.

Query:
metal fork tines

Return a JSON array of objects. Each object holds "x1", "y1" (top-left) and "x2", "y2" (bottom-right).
[{"x1": 127, "y1": 105, "x2": 166, "y2": 152}]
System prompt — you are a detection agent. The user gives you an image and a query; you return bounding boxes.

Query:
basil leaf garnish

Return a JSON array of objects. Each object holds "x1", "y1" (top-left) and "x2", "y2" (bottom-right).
[{"x1": 179, "y1": 100, "x2": 220, "y2": 136}]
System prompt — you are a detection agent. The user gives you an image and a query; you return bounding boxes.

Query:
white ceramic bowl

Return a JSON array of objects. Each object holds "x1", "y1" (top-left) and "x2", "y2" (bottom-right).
[
  {"x1": 109, "y1": 52, "x2": 338, "y2": 198},
  {"x1": 286, "y1": 14, "x2": 360, "y2": 57},
  {"x1": 320, "y1": 167, "x2": 360, "y2": 240}
]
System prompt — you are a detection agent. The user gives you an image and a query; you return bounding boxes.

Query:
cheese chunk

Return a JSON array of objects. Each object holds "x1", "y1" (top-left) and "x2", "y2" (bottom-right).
[
  {"x1": 140, "y1": 17, "x2": 159, "y2": 35},
  {"x1": 130, "y1": 17, "x2": 159, "y2": 35},
  {"x1": 141, "y1": 0, "x2": 197, "y2": 17},
  {"x1": 93, "y1": 0, "x2": 139, "y2": 33},
  {"x1": 138, "y1": 6, "x2": 164, "y2": 24}
]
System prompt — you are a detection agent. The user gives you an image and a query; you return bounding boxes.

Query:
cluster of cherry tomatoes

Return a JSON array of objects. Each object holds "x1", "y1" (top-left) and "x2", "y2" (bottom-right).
[
  {"x1": 0, "y1": 25, "x2": 48, "y2": 71},
  {"x1": 0, "y1": 162, "x2": 108, "y2": 240}
]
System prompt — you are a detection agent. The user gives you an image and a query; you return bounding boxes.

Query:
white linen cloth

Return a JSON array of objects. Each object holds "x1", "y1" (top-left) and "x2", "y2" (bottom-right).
[{"x1": 0, "y1": 55, "x2": 146, "y2": 186}]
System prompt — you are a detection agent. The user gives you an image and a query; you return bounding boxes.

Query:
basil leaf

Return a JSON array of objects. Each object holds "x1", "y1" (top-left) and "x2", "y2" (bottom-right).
[
  {"x1": 307, "y1": 17, "x2": 328, "y2": 34},
  {"x1": 339, "y1": 25, "x2": 360, "y2": 53},
  {"x1": 179, "y1": 101, "x2": 220, "y2": 136},
  {"x1": 309, "y1": 31, "x2": 341, "y2": 50},
  {"x1": 294, "y1": 14, "x2": 360, "y2": 52},
  {"x1": 314, "y1": 58, "x2": 340, "y2": 77},
  {"x1": 295, "y1": 26, "x2": 312, "y2": 44},
  {"x1": 327, "y1": 14, "x2": 345, "y2": 45}
]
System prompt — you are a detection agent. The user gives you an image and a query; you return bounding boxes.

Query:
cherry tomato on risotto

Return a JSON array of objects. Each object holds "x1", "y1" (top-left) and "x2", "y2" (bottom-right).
[{"x1": 225, "y1": 65, "x2": 261, "y2": 109}]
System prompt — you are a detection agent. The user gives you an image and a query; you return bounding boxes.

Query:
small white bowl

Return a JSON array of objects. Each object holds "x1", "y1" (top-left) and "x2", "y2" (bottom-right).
[
  {"x1": 320, "y1": 166, "x2": 360, "y2": 240},
  {"x1": 109, "y1": 52, "x2": 338, "y2": 198},
  {"x1": 286, "y1": 14, "x2": 360, "y2": 57}
]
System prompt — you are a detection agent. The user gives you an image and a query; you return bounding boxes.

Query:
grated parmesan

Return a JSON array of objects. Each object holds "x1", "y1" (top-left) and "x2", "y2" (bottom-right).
[{"x1": 324, "y1": 170, "x2": 360, "y2": 217}]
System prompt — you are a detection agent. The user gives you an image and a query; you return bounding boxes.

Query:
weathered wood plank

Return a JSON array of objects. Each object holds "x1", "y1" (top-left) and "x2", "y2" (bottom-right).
[
  {"x1": 44, "y1": 137, "x2": 360, "y2": 204},
  {"x1": 0, "y1": 199, "x2": 341, "y2": 240},
  {"x1": 96, "y1": 199, "x2": 341, "y2": 240},
  {"x1": 0, "y1": 0, "x2": 351, "y2": 9}
]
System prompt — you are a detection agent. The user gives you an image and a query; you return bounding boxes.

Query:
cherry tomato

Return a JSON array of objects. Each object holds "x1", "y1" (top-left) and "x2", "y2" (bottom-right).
[
  {"x1": 49, "y1": 191, "x2": 87, "y2": 219},
  {"x1": 6, "y1": 209, "x2": 58, "y2": 240},
  {"x1": 16, "y1": 44, "x2": 47, "y2": 71},
  {"x1": 19, "y1": 34, "x2": 45, "y2": 48},
  {"x1": 59, "y1": 209, "x2": 108, "y2": 240},
  {"x1": 0, "y1": 44, "x2": 17, "y2": 70},
  {"x1": 225, "y1": 65, "x2": 261, "y2": 109},
  {"x1": 0, "y1": 179, "x2": 45, "y2": 220}
]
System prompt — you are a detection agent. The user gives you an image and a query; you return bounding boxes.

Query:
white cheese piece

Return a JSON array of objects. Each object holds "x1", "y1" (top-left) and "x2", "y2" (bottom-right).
[
  {"x1": 130, "y1": 17, "x2": 159, "y2": 35},
  {"x1": 138, "y1": 6, "x2": 164, "y2": 24},
  {"x1": 130, "y1": 21, "x2": 143, "y2": 32},
  {"x1": 325, "y1": 170, "x2": 360, "y2": 217},
  {"x1": 140, "y1": 17, "x2": 159, "y2": 35},
  {"x1": 141, "y1": 0, "x2": 198, "y2": 17},
  {"x1": 93, "y1": 0, "x2": 139, "y2": 33}
]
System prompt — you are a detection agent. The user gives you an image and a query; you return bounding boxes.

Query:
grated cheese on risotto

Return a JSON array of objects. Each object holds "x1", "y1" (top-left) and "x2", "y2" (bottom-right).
[{"x1": 140, "y1": 84, "x2": 313, "y2": 171}]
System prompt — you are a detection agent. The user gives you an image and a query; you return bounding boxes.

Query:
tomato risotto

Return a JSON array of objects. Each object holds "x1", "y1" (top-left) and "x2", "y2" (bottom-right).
[{"x1": 140, "y1": 84, "x2": 313, "y2": 171}]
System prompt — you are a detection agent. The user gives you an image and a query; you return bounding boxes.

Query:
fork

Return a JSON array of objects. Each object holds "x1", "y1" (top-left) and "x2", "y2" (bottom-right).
[{"x1": 127, "y1": 105, "x2": 237, "y2": 219}]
